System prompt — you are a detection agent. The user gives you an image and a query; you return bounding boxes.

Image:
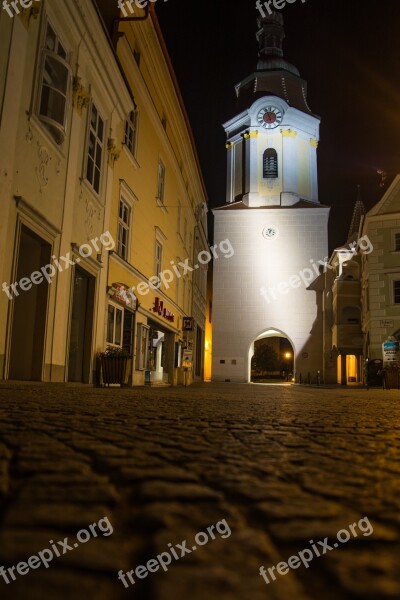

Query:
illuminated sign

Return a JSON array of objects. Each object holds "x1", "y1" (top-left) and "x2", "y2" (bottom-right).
[{"x1": 152, "y1": 297, "x2": 175, "y2": 323}]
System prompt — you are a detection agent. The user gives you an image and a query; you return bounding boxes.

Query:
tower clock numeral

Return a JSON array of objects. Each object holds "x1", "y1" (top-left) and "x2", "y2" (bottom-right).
[{"x1": 257, "y1": 106, "x2": 283, "y2": 129}]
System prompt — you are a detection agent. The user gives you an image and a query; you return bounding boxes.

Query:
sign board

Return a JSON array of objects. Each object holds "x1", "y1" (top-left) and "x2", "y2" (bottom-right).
[
  {"x1": 383, "y1": 339, "x2": 400, "y2": 366},
  {"x1": 112, "y1": 284, "x2": 137, "y2": 310},
  {"x1": 182, "y1": 350, "x2": 193, "y2": 363},
  {"x1": 152, "y1": 297, "x2": 175, "y2": 323},
  {"x1": 183, "y1": 317, "x2": 194, "y2": 331},
  {"x1": 380, "y1": 320, "x2": 394, "y2": 328}
]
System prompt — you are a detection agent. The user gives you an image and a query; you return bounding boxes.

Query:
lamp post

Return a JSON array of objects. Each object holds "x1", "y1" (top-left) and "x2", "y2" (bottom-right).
[{"x1": 283, "y1": 351, "x2": 292, "y2": 381}]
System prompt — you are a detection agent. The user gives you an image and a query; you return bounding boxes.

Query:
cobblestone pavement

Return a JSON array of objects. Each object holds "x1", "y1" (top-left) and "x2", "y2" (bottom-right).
[{"x1": 0, "y1": 382, "x2": 399, "y2": 600}]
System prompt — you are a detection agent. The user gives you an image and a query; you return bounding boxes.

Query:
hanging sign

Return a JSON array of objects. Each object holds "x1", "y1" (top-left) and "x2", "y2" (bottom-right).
[{"x1": 183, "y1": 317, "x2": 194, "y2": 331}]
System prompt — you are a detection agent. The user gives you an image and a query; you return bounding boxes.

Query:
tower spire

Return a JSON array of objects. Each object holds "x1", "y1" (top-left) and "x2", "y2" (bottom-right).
[
  {"x1": 348, "y1": 186, "x2": 366, "y2": 240},
  {"x1": 256, "y1": 12, "x2": 285, "y2": 66}
]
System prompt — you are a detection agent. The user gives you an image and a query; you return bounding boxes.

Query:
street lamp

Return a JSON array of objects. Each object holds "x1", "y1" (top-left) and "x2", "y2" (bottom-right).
[{"x1": 283, "y1": 352, "x2": 292, "y2": 381}]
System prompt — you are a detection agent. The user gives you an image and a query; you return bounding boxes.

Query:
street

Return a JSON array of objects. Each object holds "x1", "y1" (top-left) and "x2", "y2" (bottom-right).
[{"x1": 0, "y1": 383, "x2": 399, "y2": 599}]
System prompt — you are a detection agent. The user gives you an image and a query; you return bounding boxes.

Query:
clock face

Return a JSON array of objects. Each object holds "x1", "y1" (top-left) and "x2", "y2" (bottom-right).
[
  {"x1": 257, "y1": 106, "x2": 283, "y2": 129},
  {"x1": 262, "y1": 225, "x2": 279, "y2": 240}
]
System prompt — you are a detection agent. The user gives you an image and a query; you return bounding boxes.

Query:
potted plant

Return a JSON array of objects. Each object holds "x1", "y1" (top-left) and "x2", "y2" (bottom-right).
[{"x1": 99, "y1": 346, "x2": 130, "y2": 387}]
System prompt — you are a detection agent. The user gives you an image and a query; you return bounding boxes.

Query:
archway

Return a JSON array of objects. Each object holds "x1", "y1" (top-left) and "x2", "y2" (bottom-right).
[{"x1": 248, "y1": 329, "x2": 295, "y2": 384}]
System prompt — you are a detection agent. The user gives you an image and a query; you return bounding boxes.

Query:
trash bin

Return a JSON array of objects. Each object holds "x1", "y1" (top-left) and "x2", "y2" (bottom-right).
[
  {"x1": 383, "y1": 366, "x2": 400, "y2": 390},
  {"x1": 366, "y1": 359, "x2": 383, "y2": 388}
]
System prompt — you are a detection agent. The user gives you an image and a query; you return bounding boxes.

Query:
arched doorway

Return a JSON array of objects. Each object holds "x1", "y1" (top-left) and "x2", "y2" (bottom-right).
[{"x1": 248, "y1": 329, "x2": 295, "y2": 384}]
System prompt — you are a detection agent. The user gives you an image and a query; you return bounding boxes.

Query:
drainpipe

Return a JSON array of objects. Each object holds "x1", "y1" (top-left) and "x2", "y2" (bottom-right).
[{"x1": 112, "y1": 4, "x2": 150, "y2": 45}]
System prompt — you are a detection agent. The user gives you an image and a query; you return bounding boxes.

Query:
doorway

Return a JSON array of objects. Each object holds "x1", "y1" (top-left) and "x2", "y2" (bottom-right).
[
  {"x1": 68, "y1": 266, "x2": 95, "y2": 383},
  {"x1": 8, "y1": 226, "x2": 52, "y2": 380},
  {"x1": 249, "y1": 329, "x2": 295, "y2": 384}
]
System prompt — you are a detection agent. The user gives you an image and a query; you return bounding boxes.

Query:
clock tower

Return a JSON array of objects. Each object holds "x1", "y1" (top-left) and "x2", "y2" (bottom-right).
[{"x1": 212, "y1": 12, "x2": 330, "y2": 382}]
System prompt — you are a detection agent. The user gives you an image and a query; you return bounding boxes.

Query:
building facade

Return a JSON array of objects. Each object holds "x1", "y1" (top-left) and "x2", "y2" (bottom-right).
[
  {"x1": 361, "y1": 176, "x2": 400, "y2": 365},
  {"x1": 212, "y1": 13, "x2": 329, "y2": 382},
  {"x1": 317, "y1": 178, "x2": 400, "y2": 385},
  {"x1": 0, "y1": 0, "x2": 208, "y2": 385},
  {"x1": 316, "y1": 203, "x2": 365, "y2": 386},
  {"x1": 100, "y1": 1, "x2": 209, "y2": 386}
]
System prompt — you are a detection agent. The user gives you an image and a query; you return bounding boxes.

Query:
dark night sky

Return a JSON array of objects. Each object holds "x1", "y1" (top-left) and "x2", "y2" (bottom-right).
[{"x1": 156, "y1": 0, "x2": 400, "y2": 251}]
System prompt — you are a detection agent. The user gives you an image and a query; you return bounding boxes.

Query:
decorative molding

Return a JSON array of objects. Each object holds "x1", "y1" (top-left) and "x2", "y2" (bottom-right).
[
  {"x1": 20, "y1": 5, "x2": 40, "y2": 28},
  {"x1": 244, "y1": 131, "x2": 258, "y2": 140},
  {"x1": 79, "y1": 189, "x2": 103, "y2": 238},
  {"x1": 25, "y1": 126, "x2": 33, "y2": 144},
  {"x1": 281, "y1": 129, "x2": 298, "y2": 138},
  {"x1": 108, "y1": 138, "x2": 120, "y2": 165},
  {"x1": 72, "y1": 76, "x2": 90, "y2": 115},
  {"x1": 35, "y1": 144, "x2": 51, "y2": 193}
]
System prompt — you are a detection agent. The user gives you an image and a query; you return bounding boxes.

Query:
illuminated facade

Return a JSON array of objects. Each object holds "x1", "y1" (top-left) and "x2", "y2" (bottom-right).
[
  {"x1": 98, "y1": 2, "x2": 208, "y2": 386},
  {"x1": 212, "y1": 12, "x2": 329, "y2": 382},
  {"x1": 316, "y1": 178, "x2": 400, "y2": 385},
  {"x1": 0, "y1": 0, "x2": 127, "y2": 382},
  {"x1": 361, "y1": 177, "x2": 400, "y2": 365},
  {"x1": 0, "y1": 1, "x2": 208, "y2": 384}
]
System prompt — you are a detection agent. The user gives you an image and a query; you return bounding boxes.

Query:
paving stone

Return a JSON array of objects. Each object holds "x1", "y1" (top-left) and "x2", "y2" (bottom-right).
[{"x1": 0, "y1": 382, "x2": 399, "y2": 599}]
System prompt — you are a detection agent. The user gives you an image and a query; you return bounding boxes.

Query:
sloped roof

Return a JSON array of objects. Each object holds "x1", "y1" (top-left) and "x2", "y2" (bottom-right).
[
  {"x1": 366, "y1": 174, "x2": 400, "y2": 217},
  {"x1": 213, "y1": 200, "x2": 330, "y2": 211},
  {"x1": 235, "y1": 71, "x2": 312, "y2": 114}
]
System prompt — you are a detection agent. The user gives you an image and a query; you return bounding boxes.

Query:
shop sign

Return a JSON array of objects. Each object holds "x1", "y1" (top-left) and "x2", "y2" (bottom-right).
[
  {"x1": 382, "y1": 338, "x2": 400, "y2": 366},
  {"x1": 183, "y1": 317, "x2": 194, "y2": 331},
  {"x1": 153, "y1": 297, "x2": 175, "y2": 323},
  {"x1": 182, "y1": 349, "x2": 193, "y2": 369},
  {"x1": 112, "y1": 284, "x2": 137, "y2": 310}
]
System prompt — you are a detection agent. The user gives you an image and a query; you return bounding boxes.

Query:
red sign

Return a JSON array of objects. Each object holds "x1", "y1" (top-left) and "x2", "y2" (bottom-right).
[{"x1": 153, "y1": 297, "x2": 175, "y2": 323}]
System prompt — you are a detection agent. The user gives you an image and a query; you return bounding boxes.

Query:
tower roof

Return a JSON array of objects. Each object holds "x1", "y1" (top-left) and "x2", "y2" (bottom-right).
[{"x1": 235, "y1": 12, "x2": 312, "y2": 114}]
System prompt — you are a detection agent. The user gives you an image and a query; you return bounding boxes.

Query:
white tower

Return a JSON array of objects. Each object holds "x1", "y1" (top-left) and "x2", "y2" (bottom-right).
[{"x1": 212, "y1": 12, "x2": 330, "y2": 382}]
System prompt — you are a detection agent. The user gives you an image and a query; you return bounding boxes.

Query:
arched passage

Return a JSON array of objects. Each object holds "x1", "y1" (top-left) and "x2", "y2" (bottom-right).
[{"x1": 247, "y1": 329, "x2": 295, "y2": 384}]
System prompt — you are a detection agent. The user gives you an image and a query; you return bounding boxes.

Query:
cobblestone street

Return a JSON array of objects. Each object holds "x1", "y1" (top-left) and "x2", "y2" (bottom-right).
[{"x1": 0, "y1": 382, "x2": 399, "y2": 600}]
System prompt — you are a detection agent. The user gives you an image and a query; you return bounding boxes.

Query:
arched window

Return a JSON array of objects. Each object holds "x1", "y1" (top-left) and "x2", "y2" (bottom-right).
[{"x1": 263, "y1": 149, "x2": 278, "y2": 179}]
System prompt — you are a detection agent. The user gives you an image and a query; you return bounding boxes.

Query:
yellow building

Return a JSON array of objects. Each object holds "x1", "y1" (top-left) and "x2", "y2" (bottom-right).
[
  {"x1": 0, "y1": 0, "x2": 208, "y2": 385},
  {"x1": 96, "y1": 1, "x2": 209, "y2": 386}
]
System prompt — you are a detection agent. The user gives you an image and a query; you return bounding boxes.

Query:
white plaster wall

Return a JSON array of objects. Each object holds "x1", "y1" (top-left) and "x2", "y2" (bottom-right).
[{"x1": 212, "y1": 208, "x2": 329, "y2": 381}]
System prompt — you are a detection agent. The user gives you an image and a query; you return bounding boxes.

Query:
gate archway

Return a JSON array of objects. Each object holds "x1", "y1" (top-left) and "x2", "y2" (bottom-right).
[{"x1": 248, "y1": 329, "x2": 295, "y2": 384}]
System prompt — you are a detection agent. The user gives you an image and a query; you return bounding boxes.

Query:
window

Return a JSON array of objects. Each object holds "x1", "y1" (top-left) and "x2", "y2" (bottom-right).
[
  {"x1": 394, "y1": 281, "x2": 400, "y2": 304},
  {"x1": 155, "y1": 241, "x2": 163, "y2": 280},
  {"x1": 117, "y1": 198, "x2": 131, "y2": 260},
  {"x1": 263, "y1": 148, "x2": 278, "y2": 179},
  {"x1": 124, "y1": 110, "x2": 138, "y2": 155},
  {"x1": 177, "y1": 201, "x2": 182, "y2": 234},
  {"x1": 395, "y1": 233, "x2": 400, "y2": 252},
  {"x1": 183, "y1": 218, "x2": 187, "y2": 248},
  {"x1": 107, "y1": 303, "x2": 123, "y2": 346},
  {"x1": 38, "y1": 22, "x2": 71, "y2": 144},
  {"x1": 157, "y1": 159, "x2": 166, "y2": 203},
  {"x1": 182, "y1": 278, "x2": 186, "y2": 312},
  {"x1": 86, "y1": 103, "x2": 104, "y2": 194}
]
